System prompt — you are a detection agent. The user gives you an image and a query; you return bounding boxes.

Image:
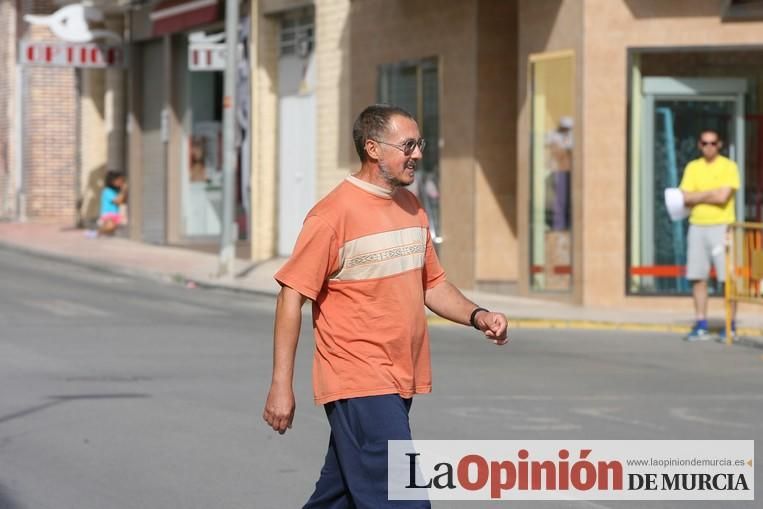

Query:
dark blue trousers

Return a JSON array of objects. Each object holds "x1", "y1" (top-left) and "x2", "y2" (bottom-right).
[{"x1": 303, "y1": 394, "x2": 431, "y2": 509}]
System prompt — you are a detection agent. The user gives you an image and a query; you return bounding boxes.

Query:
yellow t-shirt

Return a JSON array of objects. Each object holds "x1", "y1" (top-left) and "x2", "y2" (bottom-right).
[{"x1": 679, "y1": 155, "x2": 740, "y2": 225}]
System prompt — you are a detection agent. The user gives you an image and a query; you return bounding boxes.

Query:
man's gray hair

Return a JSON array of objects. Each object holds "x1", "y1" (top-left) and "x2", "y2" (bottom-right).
[{"x1": 352, "y1": 104, "x2": 415, "y2": 162}]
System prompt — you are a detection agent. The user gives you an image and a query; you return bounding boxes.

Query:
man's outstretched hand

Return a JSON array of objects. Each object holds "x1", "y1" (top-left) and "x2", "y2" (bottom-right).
[{"x1": 474, "y1": 311, "x2": 509, "y2": 346}]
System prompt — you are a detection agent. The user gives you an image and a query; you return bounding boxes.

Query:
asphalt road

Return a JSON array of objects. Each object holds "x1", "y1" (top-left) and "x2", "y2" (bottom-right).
[{"x1": 0, "y1": 247, "x2": 760, "y2": 509}]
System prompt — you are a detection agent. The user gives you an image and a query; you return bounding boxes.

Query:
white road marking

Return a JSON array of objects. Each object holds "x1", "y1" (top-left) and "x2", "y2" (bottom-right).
[
  {"x1": 445, "y1": 406, "x2": 521, "y2": 418},
  {"x1": 574, "y1": 500, "x2": 613, "y2": 509},
  {"x1": 21, "y1": 299, "x2": 110, "y2": 317},
  {"x1": 445, "y1": 406, "x2": 581, "y2": 431},
  {"x1": 670, "y1": 407, "x2": 754, "y2": 429},
  {"x1": 125, "y1": 298, "x2": 229, "y2": 317},
  {"x1": 571, "y1": 407, "x2": 664, "y2": 431},
  {"x1": 160, "y1": 301, "x2": 229, "y2": 316},
  {"x1": 507, "y1": 424, "x2": 581, "y2": 431},
  {"x1": 443, "y1": 394, "x2": 763, "y2": 402}
]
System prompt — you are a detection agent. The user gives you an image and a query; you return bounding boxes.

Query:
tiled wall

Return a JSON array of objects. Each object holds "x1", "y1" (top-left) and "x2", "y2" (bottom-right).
[
  {"x1": 250, "y1": 2, "x2": 280, "y2": 260},
  {"x1": 475, "y1": 0, "x2": 519, "y2": 284},
  {"x1": 249, "y1": 0, "x2": 352, "y2": 262},
  {"x1": 350, "y1": 0, "x2": 480, "y2": 288},
  {"x1": 21, "y1": 0, "x2": 78, "y2": 222},
  {"x1": 315, "y1": 0, "x2": 351, "y2": 200}
]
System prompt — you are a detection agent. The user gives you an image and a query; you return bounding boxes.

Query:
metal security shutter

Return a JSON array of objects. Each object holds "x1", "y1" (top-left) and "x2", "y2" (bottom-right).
[{"x1": 140, "y1": 40, "x2": 166, "y2": 244}]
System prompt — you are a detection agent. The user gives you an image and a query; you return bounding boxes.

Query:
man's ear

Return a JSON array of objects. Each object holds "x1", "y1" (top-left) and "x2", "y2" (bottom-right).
[{"x1": 365, "y1": 139, "x2": 380, "y2": 161}]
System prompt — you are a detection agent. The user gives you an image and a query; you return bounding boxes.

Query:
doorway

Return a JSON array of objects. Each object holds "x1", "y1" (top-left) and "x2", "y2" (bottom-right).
[
  {"x1": 277, "y1": 9, "x2": 316, "y2": 256},
  {"x1": 633, "y1": 77, "x2": 746, "y2": 294}
]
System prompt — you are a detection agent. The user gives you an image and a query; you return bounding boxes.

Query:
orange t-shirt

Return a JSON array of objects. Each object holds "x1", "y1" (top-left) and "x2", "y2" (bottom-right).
[{"x1": 274, "y1": 176, "x2": 447, "y2": 404}]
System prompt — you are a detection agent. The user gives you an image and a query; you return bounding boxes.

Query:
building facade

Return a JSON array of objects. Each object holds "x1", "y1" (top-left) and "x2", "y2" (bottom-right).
[
  {"x1": 125, "y1": 0, "x2": 258, "y2": 255},
  {"x1": 0, "y1": 0, "x2": 126, "y2": 225},
  {"x1": 6, "y1": 0, "x2": 763, "y2": 312},
  {"x1": 250, "y1": 0, "x2": 518, "y2": 292},
  {"x1": 349, "y1": 0, "x2": 518, "y2": 292},
  {"x1": 90, "y1": 0, "x2": 763, "y2": 312},
  {"x1": 0, "y1": 0, "x2": 79, "y2": 223},
  {"x1": 248, "y1": 0, "x2": 352, "y2": 261},
  {"x1": 516, "y1": 0, "x2": 763, "y2": 310}
]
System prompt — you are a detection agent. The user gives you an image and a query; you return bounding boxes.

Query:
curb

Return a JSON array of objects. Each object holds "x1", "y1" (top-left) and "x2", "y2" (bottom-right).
[
  {"x1": 0, "y1": 239, "x2": 177, "y2": 285},
  {"x1": 426, "y1": 316, "x2": 763, "y2": 348},
  {"x1": 181, "y1": 277, "x2": 279, "y2": 298},
  {"x1": 0, "y1": 239, "x2": 279, "y2": 299}
]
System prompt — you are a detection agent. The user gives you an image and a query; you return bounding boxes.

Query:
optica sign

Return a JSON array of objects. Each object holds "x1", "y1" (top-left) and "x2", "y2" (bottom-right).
[{"x1": 19, "y1": 41, "x2": 125, "y2": 68}]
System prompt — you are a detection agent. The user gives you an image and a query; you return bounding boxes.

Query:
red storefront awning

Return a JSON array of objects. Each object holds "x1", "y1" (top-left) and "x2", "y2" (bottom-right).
[{"x1": 150, "y1": 0, "x2": 220, "y2": 37}]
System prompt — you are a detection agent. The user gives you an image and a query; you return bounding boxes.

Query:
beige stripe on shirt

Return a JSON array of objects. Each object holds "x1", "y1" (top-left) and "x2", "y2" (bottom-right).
[{"x1": 331, "y1": 226, "x2": 428, "y2": 281}]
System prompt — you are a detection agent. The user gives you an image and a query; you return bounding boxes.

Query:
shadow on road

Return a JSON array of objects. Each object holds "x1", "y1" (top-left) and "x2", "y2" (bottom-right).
[{"x1": 0, "y1": 481, "x2": 24, "y2": 509}]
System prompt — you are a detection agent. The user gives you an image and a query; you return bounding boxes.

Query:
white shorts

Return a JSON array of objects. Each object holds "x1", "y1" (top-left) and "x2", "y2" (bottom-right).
[{"x1": 686, "y1": 224, "x2": 727, "y2": 282}]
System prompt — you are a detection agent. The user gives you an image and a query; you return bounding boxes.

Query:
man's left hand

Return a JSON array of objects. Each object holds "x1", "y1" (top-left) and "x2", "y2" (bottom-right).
[{"x1": 474, "y1": 311, "x2": 509, "y2": 345}]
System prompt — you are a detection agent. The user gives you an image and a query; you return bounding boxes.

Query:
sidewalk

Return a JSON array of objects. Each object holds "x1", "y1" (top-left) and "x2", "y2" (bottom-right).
[{"x1": 2, "y1": 221, "x2": 762, "y2": 345}]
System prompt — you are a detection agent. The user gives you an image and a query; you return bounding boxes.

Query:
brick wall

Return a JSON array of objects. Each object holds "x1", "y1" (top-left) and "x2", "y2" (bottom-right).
[
  {"x1": 250, "y1": 3, "x2": 280, "y2": 261},
  {"x1": 315, "y1": 0, "x2": 351, "y2": 199},
  {"x1": 21, "y1": 0, "x2": 78, "y2": 222}
]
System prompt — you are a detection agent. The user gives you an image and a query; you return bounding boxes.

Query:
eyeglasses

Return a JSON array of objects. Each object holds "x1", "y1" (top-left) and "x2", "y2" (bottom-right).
[
  {"x1": 372, "y1": 137, "x2": 426, "y2": 156},
  {"x1": 700, "y1": 140, "x2": 719, "y2": 147}
]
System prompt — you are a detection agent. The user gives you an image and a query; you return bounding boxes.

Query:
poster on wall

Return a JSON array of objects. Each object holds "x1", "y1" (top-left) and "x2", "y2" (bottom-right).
[
  {"x1": 185, "y1": 121, "x2": 222, "y2": 236},
  {"x1": 189, "y1": 121, "x2": 222, "y2": 185}
]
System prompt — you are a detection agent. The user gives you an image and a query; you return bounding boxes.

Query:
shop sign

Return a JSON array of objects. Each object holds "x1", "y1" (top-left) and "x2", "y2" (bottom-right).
[
  {"x1": 23, "y1": 4, "x2": 122, "y2": 43},
  {"x1": 21, "y1": 4, "x2": 124, "y2": 68},
  {"x1": 19, "y1": 41, "x2": 124, "y2": 68},
  {"x1": 188, "y1": 32, "x2": 225, "y2": 71},
  {"x1": 189, "y1": 43, "x2": 226, "y2": 71}
]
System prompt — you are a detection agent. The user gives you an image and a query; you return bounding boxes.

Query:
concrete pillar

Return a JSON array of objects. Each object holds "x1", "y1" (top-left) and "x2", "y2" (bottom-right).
[{"x1": 79, "y1": 69, "x2": 107, "y2": 226}]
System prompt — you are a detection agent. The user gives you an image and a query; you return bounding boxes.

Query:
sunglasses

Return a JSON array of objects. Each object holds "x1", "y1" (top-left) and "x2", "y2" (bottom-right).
[
  {"x1": 372, "y1": 137, "x2": 426, "y2": 156},
  {"x1": 699, "y1": 140, "x2": 719, "y2": 147}
]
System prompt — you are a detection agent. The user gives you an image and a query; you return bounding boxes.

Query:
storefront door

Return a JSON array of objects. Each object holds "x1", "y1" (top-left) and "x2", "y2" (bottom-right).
[
  {"x1": 277, "y1": 11, "x2": 315, "y2": 256},
  {"x1": 634, "y1": 77, "x2": 746, "y2": 293}
]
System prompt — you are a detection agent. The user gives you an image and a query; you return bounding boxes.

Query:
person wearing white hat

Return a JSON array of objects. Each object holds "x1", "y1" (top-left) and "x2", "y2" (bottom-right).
[{"x1": 679, "y1": 129, "x2": 740, "y2": 341}]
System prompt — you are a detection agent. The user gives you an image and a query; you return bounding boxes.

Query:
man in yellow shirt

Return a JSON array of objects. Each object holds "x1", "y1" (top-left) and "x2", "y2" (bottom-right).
[{"x1": 679, "y1": 129, "x2": 740, "y2": 341}]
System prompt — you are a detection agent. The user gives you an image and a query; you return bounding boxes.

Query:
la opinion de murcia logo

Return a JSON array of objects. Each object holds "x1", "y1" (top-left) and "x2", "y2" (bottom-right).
[{"x1": 24, "y1": 4, "x2": 122, "y2": 43}]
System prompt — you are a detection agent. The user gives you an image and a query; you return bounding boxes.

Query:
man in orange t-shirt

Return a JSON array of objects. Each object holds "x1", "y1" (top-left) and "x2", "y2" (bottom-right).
[{"x1": 263, "y1": 104, "x2": 509, "y2": 508}]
